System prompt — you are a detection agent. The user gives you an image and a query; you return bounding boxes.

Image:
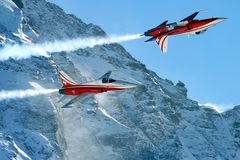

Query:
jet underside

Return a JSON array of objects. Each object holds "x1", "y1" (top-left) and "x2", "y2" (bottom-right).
[{"x1": 143, "y1": 11, "x2": 226, "y2": 53}]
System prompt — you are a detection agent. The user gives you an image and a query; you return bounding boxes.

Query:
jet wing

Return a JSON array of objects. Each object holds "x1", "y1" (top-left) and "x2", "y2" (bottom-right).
[
  {"x1": 145, "y1": 30, "x2": 171, "y2": 42},
  {"x1": 156, "y1": 20, "x2": 168, "y2": 28},
  {"x1": 61, "y1": 94, "x2": 93, "y2": 108},
  {"x1": 181, "y1": 11, "x2": 200, "y2": 22},
  {"x1": 98, "y1": 71, "x2": 112, "y2": 80},
  {"x1": 145, "y1": 20, "x2": 169, "y2": 34}
]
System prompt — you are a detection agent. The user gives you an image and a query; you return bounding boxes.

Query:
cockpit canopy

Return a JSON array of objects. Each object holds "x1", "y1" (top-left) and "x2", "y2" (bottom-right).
[
  {"x1": 168, "y1": 20, "x2": 189, "y2": 29},
  {"x1": 102, "y1": 78, "x2": 116, "y2": 83}
]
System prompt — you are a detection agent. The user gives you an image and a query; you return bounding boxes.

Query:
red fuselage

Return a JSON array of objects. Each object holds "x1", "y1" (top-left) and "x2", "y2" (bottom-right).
[
  {"x1": 147, "y1": 18, "x2": 222, "y2": 36},
  {"x1": 58, "y1": 70, "x2": 138, "y2": 96},
  {"x1": 147, "y1": 18, "x2": 222, "y2": 37},
  {"x1": 59, "y1": 84, "x2": 128, "y2": 96}
]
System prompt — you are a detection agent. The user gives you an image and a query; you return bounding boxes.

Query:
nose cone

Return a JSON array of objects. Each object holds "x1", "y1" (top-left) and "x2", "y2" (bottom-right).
[
  {"x1": 116, "y1": 80, "x2": 139, "y2": 89},
  {"x1": 125, "y1": 82, "x2": 139, "y2": 89},
  {"x1": 214, "y1": 18, "x2": 227, "y2": 24},
  {"x1": 122, "y1": 82, "x2": 139, "y2": 89}
]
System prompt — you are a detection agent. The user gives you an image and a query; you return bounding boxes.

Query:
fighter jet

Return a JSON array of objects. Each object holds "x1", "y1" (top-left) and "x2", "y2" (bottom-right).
[
  {"x1": 57, "y1": 70, "x2": 138, "y2": 107},
  {"x1": 142, "y1": 11, "x2": 226, "y2": 53}
]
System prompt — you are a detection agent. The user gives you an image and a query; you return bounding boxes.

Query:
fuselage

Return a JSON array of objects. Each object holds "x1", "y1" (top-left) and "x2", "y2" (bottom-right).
[
  {"x1": 145, "y1": 18, "x2": 225, "y2": 37},
  {"x1": 59, "y1": 80, "x2": 137, "y2": 96}
]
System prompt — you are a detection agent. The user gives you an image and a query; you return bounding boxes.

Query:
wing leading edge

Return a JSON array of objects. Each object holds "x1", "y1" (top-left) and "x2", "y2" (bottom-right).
[
  {"x1": 181, "y1": 11, "x2": 200, "y2": 22},
  {"x1": 156, "y1": 20, "x2": 168, "y2": 28}
]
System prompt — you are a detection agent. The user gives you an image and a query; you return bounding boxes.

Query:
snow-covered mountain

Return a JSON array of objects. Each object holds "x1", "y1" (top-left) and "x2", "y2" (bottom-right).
[{"x1": 0, "y1": 0, "x2": 239, "y2": 159}]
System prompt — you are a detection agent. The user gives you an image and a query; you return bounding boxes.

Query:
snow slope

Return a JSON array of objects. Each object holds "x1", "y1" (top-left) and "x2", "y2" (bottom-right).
[{"x1": 0, "y1": 0, "x2": 239, "y2": 159}]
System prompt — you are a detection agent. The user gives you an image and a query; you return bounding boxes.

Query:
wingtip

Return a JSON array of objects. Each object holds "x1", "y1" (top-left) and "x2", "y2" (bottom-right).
[
  {"x1": 199, "y1": 9, "x2": 208, "y2": 13},
  {"x1": 61, "y1": 103, "x2": 73, "y2": 108},
  {"x1": 145, "y1": 38, "x2": 155, "y2": 42}
]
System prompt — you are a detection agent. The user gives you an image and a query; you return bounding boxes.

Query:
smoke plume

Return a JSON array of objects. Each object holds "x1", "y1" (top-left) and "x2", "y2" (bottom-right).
[
  {"x1": 0, "y1": 34, "x2": 142, "y2": 61},
  {"x1": 0, "y1": 89, "x2": 58, "y2": 101}
]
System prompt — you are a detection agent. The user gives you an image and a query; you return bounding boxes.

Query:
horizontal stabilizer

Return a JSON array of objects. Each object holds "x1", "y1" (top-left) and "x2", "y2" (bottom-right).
[{"x1": 145, "y1": 36, "x2": 157, "y2": 42}]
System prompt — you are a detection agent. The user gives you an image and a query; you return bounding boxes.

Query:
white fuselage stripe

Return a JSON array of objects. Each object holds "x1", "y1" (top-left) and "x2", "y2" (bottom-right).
[{"x1": 179, "y1": 20, "x2": 218, "y2": 35}]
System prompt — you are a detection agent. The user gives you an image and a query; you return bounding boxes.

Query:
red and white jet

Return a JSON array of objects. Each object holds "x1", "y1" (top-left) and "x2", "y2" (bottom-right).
[
  {"x1": 58, "y1": 70, "x2": 138, "y2": 107},
  {"x1": 142, "y1": 11, "x2": 226, "y2": 53}
]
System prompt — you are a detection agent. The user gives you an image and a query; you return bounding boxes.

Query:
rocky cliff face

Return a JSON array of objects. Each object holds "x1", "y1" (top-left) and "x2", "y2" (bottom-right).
[{"x1": 0, "y1": 0, "x2": 239, "y2": 159}]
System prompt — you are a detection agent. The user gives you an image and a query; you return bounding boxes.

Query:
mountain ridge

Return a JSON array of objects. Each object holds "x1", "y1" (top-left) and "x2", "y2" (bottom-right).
[{"x1": 0, "y1": 0, "x2": 239, "y2": 159}]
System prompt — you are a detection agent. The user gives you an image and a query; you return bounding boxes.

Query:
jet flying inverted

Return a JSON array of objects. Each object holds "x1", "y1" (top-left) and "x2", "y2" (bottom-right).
[
  {"x1": 142, "y1": 11, "x2": 226, "y2": 53},
  {"x1": 57, "y1": 70, "x2": 138, "y2": 107}
]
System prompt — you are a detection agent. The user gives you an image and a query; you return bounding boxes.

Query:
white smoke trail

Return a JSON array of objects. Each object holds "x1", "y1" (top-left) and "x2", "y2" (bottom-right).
[
  {"x1": 0, "y1": 89, "x2": 58, "y2": 101},
  {"x1": 0, "y1": 34, "x2": 142, "y2": 61}
]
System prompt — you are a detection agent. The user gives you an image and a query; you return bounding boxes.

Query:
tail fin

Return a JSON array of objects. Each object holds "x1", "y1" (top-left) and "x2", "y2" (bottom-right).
[
  {"x1": 58, "y1": 70, "x2": 77, "y2": 87},
  {"x1": 156, "y1": 35, "x2": 168, "y2": 53}
]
